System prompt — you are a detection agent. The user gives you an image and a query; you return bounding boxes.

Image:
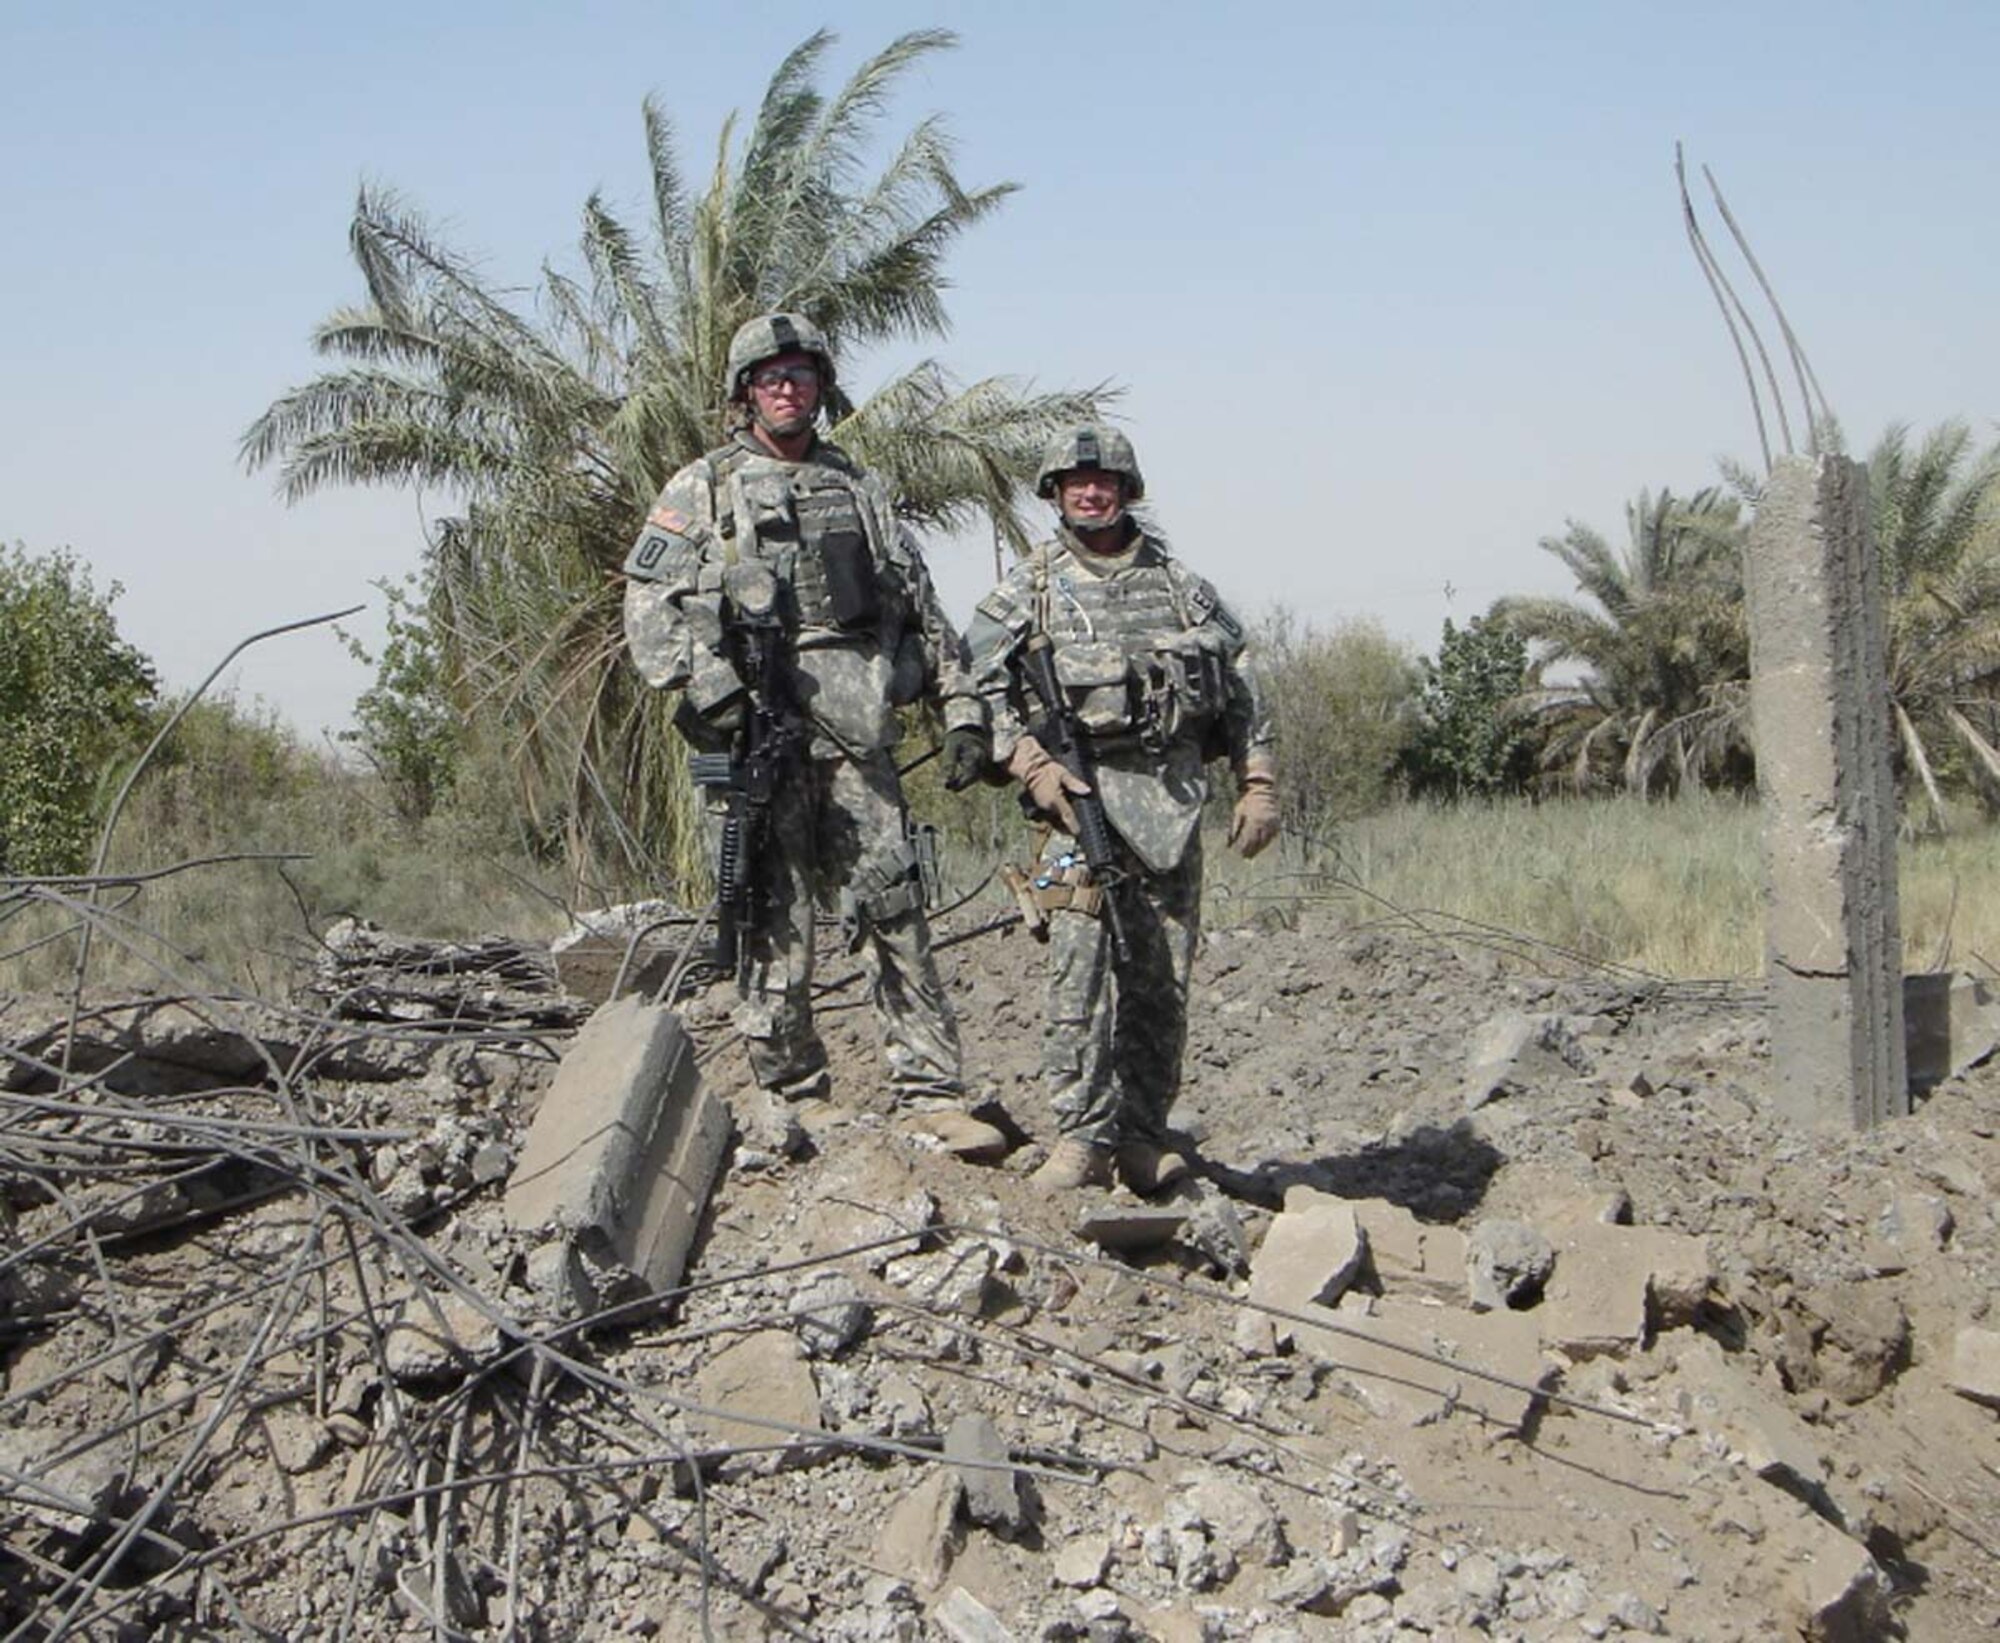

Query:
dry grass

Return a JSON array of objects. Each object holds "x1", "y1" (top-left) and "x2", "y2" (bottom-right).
[{"x1": 1207, "y1": 791, "x2": 2000, "y2": 983}]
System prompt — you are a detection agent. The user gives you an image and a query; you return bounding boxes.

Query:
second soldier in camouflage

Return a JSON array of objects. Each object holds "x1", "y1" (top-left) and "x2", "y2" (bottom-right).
[{"x1": 964, "y1": 425, "x2": 1278, "y2": 1192}]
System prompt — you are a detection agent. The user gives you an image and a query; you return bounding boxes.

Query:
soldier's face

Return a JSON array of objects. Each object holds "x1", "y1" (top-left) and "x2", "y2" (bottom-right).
[
  {"x1": 747, "y1": 350, "x2": 821, "y2": 436},
  {"x1": 1057, "y1": 469, "x2": 1126, "y2": 533}
]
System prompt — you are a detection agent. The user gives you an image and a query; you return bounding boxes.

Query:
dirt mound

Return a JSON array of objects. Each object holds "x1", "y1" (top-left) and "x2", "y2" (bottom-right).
[{"x1": 6, "y1": 908, "x2": 2000, "y2": 1639}]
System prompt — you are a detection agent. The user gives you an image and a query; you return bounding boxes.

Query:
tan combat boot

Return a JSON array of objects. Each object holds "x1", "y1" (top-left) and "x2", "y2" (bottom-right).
[
  {"x1": 1115, "y1": 1139, "x2": 1190, "y2": 1195},
  {"x1": 898, "y1": 1108, "x2": 1008, "y2": 1163},
  {"x1": 1031, "y1": 1136, "x2": 1115, "y2": 1189}
]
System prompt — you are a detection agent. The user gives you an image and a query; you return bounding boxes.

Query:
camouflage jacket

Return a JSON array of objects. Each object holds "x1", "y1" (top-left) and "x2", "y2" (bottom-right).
[
  {"x1": 622, "y1": 433, "x2": 981, "y2": 758},
  {"x1": 963, "y1": 528, "x2": 1273, "y2": 871}
]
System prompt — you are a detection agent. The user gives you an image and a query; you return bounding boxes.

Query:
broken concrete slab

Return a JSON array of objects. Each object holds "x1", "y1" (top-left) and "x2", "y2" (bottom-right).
[
  {"x1": 385, "y1": 1293, "x2": 506, "y2": 1385},
  {"x1": 1536, "y1": 1218, "x2": 1714, "y2": 1357},
  {"x1": 1672, "y1": 1337, "x2": 1834, "y2": 1516},
  {"x1": 1949, "y1": 1326, "x2": 2000, "y2": 1408},
  {"x1": 1350, "y1": 1198, "x2": 1467, "y2": 1305},
  {"x1": 877, "y1": 1468, "x2": 962, "y2": 1588},
  {"x1": 945, "y1": 1413, "x2": 1027, "y2": 1534},
  {"x1": 503, "y1": 997, "x2": 728, "y2": 1303},
  {"x1": 1903, "y1": 970, "x2": 2000, "y2": 1092},
  {"x1": 1075, "y1": 1203, "x2": 1187, "y2": 1253},
  {"x1": 1297, "y1": 1294, "x2": 1549, "y2": 1433},
  {"x1": 933, "y1": 1586, "x2": 1017, "y2": 1643},
  {"x1": 691, "y1": 1329, "x2": 823, "y2": 1468},
  {"x1": 1246, "y1": 1188, "x2": 1364, "y2": 1345}
]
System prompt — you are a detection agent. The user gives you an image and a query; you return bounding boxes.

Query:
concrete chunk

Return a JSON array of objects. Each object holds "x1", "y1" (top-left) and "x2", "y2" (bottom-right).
[
  {"x1": 1351, "y1": 1199, "x2": 1467, "y2": 1305},
  {"x1": 1076, "y1": 1204, "x2": 1187, "y2": 1253},
  {"x1": 933, "y1": 1586, "x2": 1017, "y2": 1643},
  {"x1": 945, "y1": 1413, "x2": 1026, "y2": 1534},
  {"x1": 1770, "y1": 1507, "x2": 1891, "y2": 1642},
  {"x1": 1950, "y1": 1326, "x2": 2000, "y2": 1407},
  {"x1": 691, "y1": 1329, "x2": 823, "y2": 1469},
  {"x1": 1536, "y1": 1219, "x2": 1713, "y2": 1357},
  {"x1": 877, "y1": 1468, "x2": 962, "y2": 1588},
  {"x1": 1248, "y1": 1188, "x2": 1364, "y2": 1343},
  {"x1": 1298, "y1": 1295, "x2": 1548, "y2": 1432},
  {"x1": 503, "y1": 998, "x2": 727, "y2": 1298}
]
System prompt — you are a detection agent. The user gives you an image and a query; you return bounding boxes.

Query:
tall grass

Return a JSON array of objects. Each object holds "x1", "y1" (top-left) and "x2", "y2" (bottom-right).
[
  {"x1": 1206, "y1": 791, "x2": 2000, "y2": 982},
  {"x1": 0, "y1": 697, "x2": 567, "y2": 997}
]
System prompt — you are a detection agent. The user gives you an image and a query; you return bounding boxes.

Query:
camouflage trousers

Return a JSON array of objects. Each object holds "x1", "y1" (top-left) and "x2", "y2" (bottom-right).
[
  {"x1": 714, "y1": 747, "x2": 963, "y2": 1101},
  {"x1": 1038, "y1": 829, "x2": 1202, "y2": 1147}
]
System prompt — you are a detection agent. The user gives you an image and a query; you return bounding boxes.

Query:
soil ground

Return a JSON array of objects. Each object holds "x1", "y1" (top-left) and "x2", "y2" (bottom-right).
[{"x1": 6, "y1": 901, "x2": 2000, "y2": 1640}]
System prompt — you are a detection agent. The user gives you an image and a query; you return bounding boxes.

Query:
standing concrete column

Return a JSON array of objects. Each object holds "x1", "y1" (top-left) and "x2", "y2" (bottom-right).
[{"x1": 1743, "y1": 455, "x2": 1906, "y2": 1128}]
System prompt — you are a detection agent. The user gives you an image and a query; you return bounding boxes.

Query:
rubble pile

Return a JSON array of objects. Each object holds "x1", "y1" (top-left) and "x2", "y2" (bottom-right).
[{"x1": 6, "y1": 908, "x2": 2000, "y2": 1640}]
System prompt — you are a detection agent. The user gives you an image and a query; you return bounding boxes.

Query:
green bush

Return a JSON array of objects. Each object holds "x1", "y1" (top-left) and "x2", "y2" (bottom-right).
[
  {"x1": 0, "y1": 545, "x2": 158, "y2": 876},
  {"x1": 1404, "y1": 615, "x2": 1540, "y2": 799},
  {"x1": 1253, "y1": 609, "x2": 1420, "y2": 840}
]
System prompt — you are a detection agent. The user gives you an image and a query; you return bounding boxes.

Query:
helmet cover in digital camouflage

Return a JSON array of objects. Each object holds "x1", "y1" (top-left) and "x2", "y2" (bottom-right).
[
  {"x1": 1034, "y1": 424, "x2": 1144, "y2": 502},
  {"x1": 724, "y1": 312, "x2": 837, "y2": 403}
]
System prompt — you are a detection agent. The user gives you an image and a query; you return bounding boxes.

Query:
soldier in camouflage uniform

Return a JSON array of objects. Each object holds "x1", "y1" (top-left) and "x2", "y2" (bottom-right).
[
  {"x1": 963, "y1": 425, "x2": 1278, "y2": 1191},
  {"x1": 622, "y1": 313, "x2": 997, "y2": 1156}
]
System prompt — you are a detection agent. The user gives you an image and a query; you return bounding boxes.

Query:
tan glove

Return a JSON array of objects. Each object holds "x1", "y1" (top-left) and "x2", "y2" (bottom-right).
[
  {"x1": 1228, "y1": 761, "x2": 1280, "y2": 859},
  {"x1": 1008, "y1": 734, "x2": 1091, "y2": 836}
]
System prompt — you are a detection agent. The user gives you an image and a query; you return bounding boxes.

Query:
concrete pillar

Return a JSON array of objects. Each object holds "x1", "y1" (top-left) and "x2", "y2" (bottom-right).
[{"x1": 1743, "y1": 455, "x2": 1906, "y2": 1128}]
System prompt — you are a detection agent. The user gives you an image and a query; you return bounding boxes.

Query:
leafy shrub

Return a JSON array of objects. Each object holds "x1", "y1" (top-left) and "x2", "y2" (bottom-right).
[
  {"x1": 1253, "y1": 609, "x2": 1419, "y2": 840},
  {"x1": 1404, "y1": 615, "x2": 1540, "y2": 799},
  {"x1": 0, "y1": 545, "x2": 158, "y2": 875}
]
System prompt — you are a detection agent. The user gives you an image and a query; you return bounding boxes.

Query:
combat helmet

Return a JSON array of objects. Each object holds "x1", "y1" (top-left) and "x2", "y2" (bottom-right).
[
  {"x1": 724, "y1": 312, "x2": 836, "y2": 402},
  {"x1": 1034, "y1": 424, "x2": 1144, "y2": 502}
]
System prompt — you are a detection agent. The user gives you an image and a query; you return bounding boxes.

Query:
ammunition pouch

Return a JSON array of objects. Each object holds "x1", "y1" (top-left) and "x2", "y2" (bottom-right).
[
  {"x1": 1139, "y1": 641, "x2": 1227, "y2": 756},
  {"x1": 1053, "y1": 640, "x2": 1137, "y2": 736}
]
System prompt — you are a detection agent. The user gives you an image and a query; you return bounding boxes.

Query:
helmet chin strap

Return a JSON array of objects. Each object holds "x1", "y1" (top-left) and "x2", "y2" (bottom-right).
[
  {"x1": 754, "y1": 404, "x2": 816, "y2": 440},
  {"x1": 1062, "y1": 506, "x2": 1128, "y2": 539}
]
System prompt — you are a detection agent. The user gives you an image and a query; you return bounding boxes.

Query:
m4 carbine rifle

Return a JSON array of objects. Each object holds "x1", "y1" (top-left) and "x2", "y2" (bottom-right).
[
  {"x1": 1018, "y1": 632, "x2": 1131, "y2": 962},
  {"x1": 688, "y1": 565, "x2": 795, "y2": 977}
]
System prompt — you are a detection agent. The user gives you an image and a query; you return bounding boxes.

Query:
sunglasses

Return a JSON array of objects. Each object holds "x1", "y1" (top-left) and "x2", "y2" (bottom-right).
[{"x1": 749, "y1": 362, "x2": 820, "y2": 392}]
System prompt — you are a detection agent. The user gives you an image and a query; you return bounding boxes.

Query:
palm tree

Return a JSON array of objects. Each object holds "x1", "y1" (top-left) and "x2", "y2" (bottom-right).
[
  {"x1": 1493, "y1": 488, "x2": 1749, "y2": 794},
  {"x1": 243, "y1": 29, "x2": 1105, "y2": 890},
  {"x1": 1866, "y1": 420, "x2": 2000, "y2": 828}
]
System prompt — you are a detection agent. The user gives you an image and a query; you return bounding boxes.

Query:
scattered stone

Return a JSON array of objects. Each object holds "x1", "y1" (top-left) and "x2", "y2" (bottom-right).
[
  {"x1": 1950, "y1": 1327, "x2": 2000, "y2": 1408},
  {"x1": 384, "y1": 1292, "x2": 506, "y2": 1385},
  {"x1": 789, "y1": 1272, "x2": 873, "y2": 1358},
  {"x1": 1174, "y1": 1473, "x2": 1288, "y2": 1568},
  {"x1": 691, "y1": 1330, "x2": 823, "y2": 1469},
  {"x1": 1464, "y1": 1218, "x2": 1553, "y2": 1311},
  {"x1": 263, "y1": 1409, "x2": 332, "y2": 1475},
  {"x1": 933, "y1": 1585, "x2": 1017, "y2": 1643},
  {"x1": 946, "y1": 1413, "x2": 1027, "y2": 1534},
  {"x1": 877, "y1": 1469, "x2": 962, "y2": 1589},
  {"x1": 1054, "y1": 1534, "x2": 1110, "y2": 1588},
  {"x1": 1246, "y1": 1188, "x2": 1364, "y2": 1343}
]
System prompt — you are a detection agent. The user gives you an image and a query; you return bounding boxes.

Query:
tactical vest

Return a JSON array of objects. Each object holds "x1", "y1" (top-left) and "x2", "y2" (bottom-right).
[
  {"x1": 716, "y1": 448, "x2": 885, "y2": 636},
  {"x1": 1032, "y1": 541, "x2": 1229, "y2": 758}
]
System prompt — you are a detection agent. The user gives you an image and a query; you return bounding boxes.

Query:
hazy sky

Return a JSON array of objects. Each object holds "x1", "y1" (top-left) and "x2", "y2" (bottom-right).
[{"x1": 5, "y1": 2, "x2": 1996, "y2": 736}]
